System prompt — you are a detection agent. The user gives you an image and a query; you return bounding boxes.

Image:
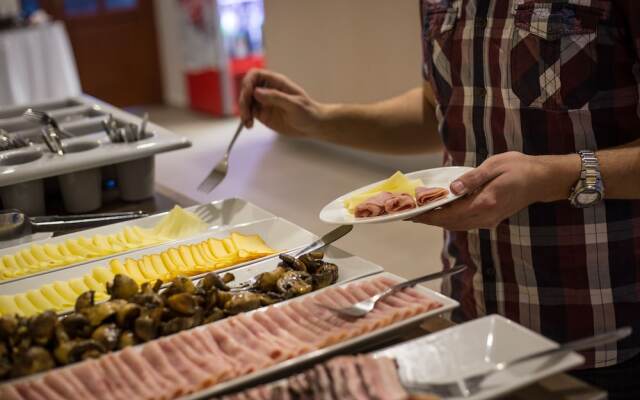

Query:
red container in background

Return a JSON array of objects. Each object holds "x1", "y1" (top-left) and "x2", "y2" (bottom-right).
[
  {"x1": 186, "y1": 69, "x2": 223, "y2": 115},
  {"x1": 181, "y1": 0, "x2": 264, "y2": 117}
]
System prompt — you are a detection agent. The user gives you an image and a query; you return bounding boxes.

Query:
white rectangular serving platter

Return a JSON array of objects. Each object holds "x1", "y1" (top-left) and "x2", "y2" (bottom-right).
[
  {"x1": 0, "y1": 271, "x2": 435, "y2": 391},
  {"x1": 0, "y1": 95, "x2": 191, "y2": 187},
  {"x1": 375, "y1": 314, "x2": 584, "y2": 400},
  {"x1": 0, "y1": 216, "x2": 321, "y2": 295},
  {"x1": 0, "y1": 198, "x2": 278, "y2": 286},
  {"x1": 181, "y1": 272, "x2": 458, "y2": 400}
]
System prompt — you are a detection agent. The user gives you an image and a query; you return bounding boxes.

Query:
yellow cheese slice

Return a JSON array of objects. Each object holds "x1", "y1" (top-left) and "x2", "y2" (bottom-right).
[
  {"x1": 53, "y1": 281, "x2": 77, "y2": 303},
  {"x1": 178, "y1": 245, "x2": 197, "y2": 270},
  {"x1": 14, "y1": 294, "x2": 39, "y2": 316},
  {"x1": 109, "y1": 259, "x2": 128, "y2": 276},
  {"x1": 168, "y1": 248, "x2": 189, "y2": 273},
  {"x1": 160, "y1": 252, "x2": 179, "y2": 274},
  {"x1": 26, "y1": 290, "x2": 55, "y2": 312},
  {"x1": 150, "y1": 254, "x2": 170, "y2": 280},
  {"x1": 0, "y1": 295, "x2": 20, "y2": 316},
  {"x1": 92, "y1": 266, "x2": 115, "y2": 284},
  {"x1": 84, "y1": 275, "x2": 106, "y2": 293},
  {"x1": 137, "y1": 258, "x2": 160, "y2": 281},
  {"x1": 124, "y1": 258, "x2": 146, "y2": 283},
  {"x1": 68, "y1": 278, "x2": 90, "y2": 295},
  {"x1": 231, "y1": 232, "x2": 276, "y2": 255},
  {"x1": 40, "y1": 284, "x2": 71, "y2": 309}
]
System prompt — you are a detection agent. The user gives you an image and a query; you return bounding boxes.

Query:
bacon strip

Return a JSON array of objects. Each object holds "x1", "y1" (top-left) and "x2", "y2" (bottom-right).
[
  {"x1": 0, "y1": 276, "x2": 441, "y2": 400},
  {"x1": 415, "y1": 186, "x2": 449, "y2": 206}
]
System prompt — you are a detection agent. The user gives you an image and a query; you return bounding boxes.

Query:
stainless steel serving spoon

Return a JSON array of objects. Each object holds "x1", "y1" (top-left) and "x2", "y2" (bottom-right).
[
  {"x1": 0, "y1": 210, "x2": 149, "y2": 241},
  {"x1": 229, "y1": 224, "x2": 354, "y2": 291}
]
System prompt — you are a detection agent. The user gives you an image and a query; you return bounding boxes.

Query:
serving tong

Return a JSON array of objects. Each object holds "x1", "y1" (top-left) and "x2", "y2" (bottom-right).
[
  {"x1": 401, "y1": 327, "x2": 632, "y2": 398},
  {"x1": 102, "y1": 113, "x2": 149, "y2": 143},
  {"x1": 0, "y1": 210, "x2": 149, "y2": 241}
]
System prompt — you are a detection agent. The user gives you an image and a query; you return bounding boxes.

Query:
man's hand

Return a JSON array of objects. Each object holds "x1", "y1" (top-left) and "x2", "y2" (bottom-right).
[
  {"x1": 410, "y1": 152, "x2": 580, "y2": 231},
  {"x1": 239, "y1": 69, "x2": 325, "y2": 137}
]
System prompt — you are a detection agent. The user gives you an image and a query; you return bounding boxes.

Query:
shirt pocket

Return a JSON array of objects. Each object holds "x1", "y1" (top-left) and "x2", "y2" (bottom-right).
[
  {"x1": 420, "y1": 0, "x2": 459, "y2": 107},
  {"x1": 509, "y1": 1, "x2": 604, "y2": 111}
]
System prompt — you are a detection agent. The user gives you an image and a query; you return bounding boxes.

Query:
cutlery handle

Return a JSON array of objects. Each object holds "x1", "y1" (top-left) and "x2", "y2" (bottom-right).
[
  {"x1": 393, "y1": 264, "x2": 467, "y2": 291},
  {"x1": 378, "y1": 265, "x2": 467, "y2": 301},
  {"x1": 30, "y1": 211, "x2": 149, "y2": 232},
  {"x1": 497, "y1": 327, "x2": 632, "y2": 371},
  {"x1": 294, "y1": 225, "x2": 353, "y2": 257},
  {"x1": 225, "y1": 121, "x2": 244, "y2": 155}
]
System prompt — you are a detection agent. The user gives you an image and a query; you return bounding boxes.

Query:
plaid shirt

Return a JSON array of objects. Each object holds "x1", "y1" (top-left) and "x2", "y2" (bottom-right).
[{"x1": 420, "y1": 0, "x2": 640, "y2": 368}]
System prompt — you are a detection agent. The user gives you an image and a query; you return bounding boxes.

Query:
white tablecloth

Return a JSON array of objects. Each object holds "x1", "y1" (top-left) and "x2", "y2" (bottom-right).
[{"x1": 0, "y1": 22, "x2": 81, "y2": 107}]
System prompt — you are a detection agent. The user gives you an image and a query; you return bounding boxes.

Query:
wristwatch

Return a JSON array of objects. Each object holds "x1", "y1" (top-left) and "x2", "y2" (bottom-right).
[{"x1": 569, "y1": 150, "x2": 604, "y2": 208}]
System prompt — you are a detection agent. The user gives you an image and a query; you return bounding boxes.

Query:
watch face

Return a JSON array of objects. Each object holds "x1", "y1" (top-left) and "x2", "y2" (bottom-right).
[{"x1": 577, "y1": 191, "x2": 600, "y2": 205}]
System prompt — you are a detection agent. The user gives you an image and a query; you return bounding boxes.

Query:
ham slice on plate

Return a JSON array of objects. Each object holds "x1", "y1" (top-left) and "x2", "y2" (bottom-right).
[
  {"x1": 415, "y1": 186, "x2": 449, "y2": 206},
  {"x1": 354, "y1": 192, "x2": 394, "y2": 218},
  {"x1": 383, "y1": 193, "x2": 416, "y2": 214}
]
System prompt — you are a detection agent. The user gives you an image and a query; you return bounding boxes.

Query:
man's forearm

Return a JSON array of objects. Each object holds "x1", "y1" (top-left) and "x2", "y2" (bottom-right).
[
  {"x1": 536, "y1": 139, "x2": 640, "y2": 202},
  {"x1": 598, "y1": 138, "x2": 640, "y2": 199},
  {"x1": 312, "y1": 86, "x2": 442, "y2": 154}
]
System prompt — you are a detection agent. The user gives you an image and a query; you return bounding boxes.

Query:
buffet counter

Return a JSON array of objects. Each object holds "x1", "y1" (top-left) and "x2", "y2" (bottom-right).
[{"x1": 92, "y1": 190, "x2": 605, "y2": 400}]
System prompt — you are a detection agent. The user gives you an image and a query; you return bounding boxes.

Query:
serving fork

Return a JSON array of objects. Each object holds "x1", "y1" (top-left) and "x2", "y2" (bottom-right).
[
  {"x1": 318, "y1": 264, "x2": 467, "y2": 318},
  {"x1": 197, "y1": 120, "x2": 244, "y2": 193},
  {"x1": 401, "y1": 327, "x2": 631, "y2": 398}
]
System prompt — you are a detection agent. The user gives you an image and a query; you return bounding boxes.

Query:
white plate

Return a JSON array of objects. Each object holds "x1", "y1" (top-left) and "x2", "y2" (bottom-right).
[
  {"x1": 0, "y1": 198, "x2": 277, "y2": 286},
  {"x1": 181, "y1": 271, "x2": 458, "y2": 399},
  {"x1": 0, "y1": 216, "x2": 319, "y2": 295},
  {"x1": 375, "y1": 314, "x2": 585, "y2": 400},
  {"x1": 319, "y1": 166, "x2": 473, "y2": 224}
]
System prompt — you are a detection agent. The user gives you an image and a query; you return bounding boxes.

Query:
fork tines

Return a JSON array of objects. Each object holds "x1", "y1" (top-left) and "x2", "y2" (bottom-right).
[
  {"x1": 197, "y1": 167, "x2": 226, "y2": 193},
  {"x1": 23, "y1": 109, "x2": 72, "y2": 138}
]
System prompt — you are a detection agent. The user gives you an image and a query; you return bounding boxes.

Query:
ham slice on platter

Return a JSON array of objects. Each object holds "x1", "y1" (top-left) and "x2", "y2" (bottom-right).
[
  {"x1": 219, "y1": 355, "x2": 412, "y2": 400},
  {"x1": 0, "y1": 276, "x2": 442, "y2": 400},
  {"x1": 354, "y1": 192, "x2": 394, "y2": 218},
  {"x1": 354, "y1": 192, "x2": 417, "y2": 218},
  {"x1": 384, "y1": 193, "x2": 416, "y2": 214},
  {"x1": 415, "y1": 186, "x2": 449, "y2": 206}
]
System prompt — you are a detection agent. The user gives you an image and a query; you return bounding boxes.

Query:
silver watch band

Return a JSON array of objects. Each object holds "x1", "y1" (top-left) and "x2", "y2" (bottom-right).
[{"x1": 569, "y1": 150, "x2": 604, "y2": 208}]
